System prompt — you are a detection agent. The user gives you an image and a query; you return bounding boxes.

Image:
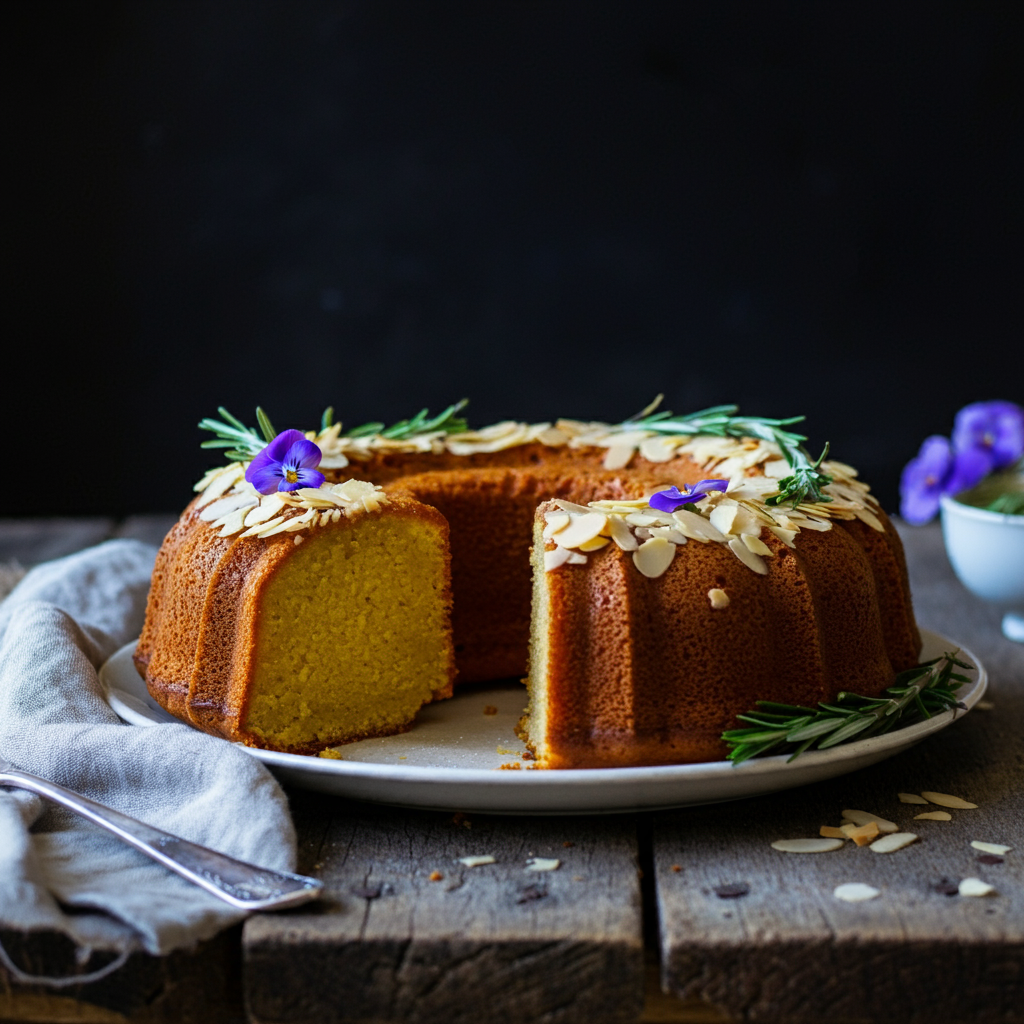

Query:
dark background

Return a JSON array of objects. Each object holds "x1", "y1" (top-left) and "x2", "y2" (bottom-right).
[{"x1": 5, "y1": 1, "x2": 1022, "y2": 516}]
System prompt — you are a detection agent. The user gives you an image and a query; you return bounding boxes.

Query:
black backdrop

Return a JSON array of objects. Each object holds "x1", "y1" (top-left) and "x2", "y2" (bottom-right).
[{"x1": 6, "y1": 1, "x2": 1022, "y2": 516}]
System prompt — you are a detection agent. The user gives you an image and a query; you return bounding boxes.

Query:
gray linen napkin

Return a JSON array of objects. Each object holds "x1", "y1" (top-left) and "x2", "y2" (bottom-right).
[{"x1": 0, "y1": 540, "x2": 297, "y2": 986}]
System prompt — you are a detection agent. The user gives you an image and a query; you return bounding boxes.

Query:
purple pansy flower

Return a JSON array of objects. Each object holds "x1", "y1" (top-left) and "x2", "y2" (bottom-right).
[
  {"x1": 952, "y1": 400, "x2": 1024, "y2": 473},
  {"x1": 649, "y1": 479, "x2": 730, "y2": 513},
  {"x1": 899, "y1": 435, "x2": 989, "y2": 526},
  {"x1": 245, "y1": 429, "x2": 325, "y2": 494}
]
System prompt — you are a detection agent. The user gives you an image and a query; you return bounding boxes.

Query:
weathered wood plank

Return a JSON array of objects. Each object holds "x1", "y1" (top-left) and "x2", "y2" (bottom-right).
[
  {"x1": 0, "y1": 518, "x2": 115, "y2": 567},
  {"x1": 244, "y1": 796, "x2": 644, "y2": 1024},
  {"x1": 0, "y1": 926, "x2": 245, "y2": 1023},
  {"x1": 652, "y1": 523, "x2": 1024, "y2": 1023}
]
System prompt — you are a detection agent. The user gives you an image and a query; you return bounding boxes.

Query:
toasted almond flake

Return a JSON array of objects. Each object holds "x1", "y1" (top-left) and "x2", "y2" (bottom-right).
[
  {"x1": 727, "y1": 537, "x2": 768, "y2": 575},
  {"x1": 869, "y1": 832, "x2": 918, "y2": 853},
  {"x1": 633, "y1": 537, "x2": 677, "y2": 578},
  {"x1": 625, "y1": 513, "x2": 661, "y2": 527},
  {"x1": 898, "y1": 793, "x2": 929, "y2": 804},
  {"x1": 846, "y1": 822, "x2": 881, "y2": 846},
  {"x1": 544, "y1": 546, "x2": 573, "y2": 571},
  {"x1": 578, "y1": 535, "x2": 610, "y2": 552},
  {"x1": 602, "y1": 443, "x2": 636, "y2": 470},
  {"x1": 197, "y1": 465, "x2": 246, "y2": 503},
  {"x1": 556, "y1": 512, "x2": 608, "y2": 547},
  {"x1": 199, "y1": 492, "x2": 258, "y2": 522},
  {"x1": 959, "y1": 877, "x2": 996, "y2": 897},
  {"x1": 709, "y1": 504, "x2": 740, "y2": 535},
  {"x1": 771, "y1": 838, "x2": 844, "y2": 853},
  {"x1": 976, "y1": 699, "x2": 995, "y2": 711},
  {"x1": 215, "y1": 506, "x2": 251, "y2": 537},
  {"x1": 834, "y1": 883, "x2": 880, "y2": 903},
  {"x1": 914, "y1": 811, "x2": 952, "y2": 821},
  {"x1": 741, "y1": 533, "x2": 774, "y2": 556},
  {"x1": 243, "y1": 494, "x2": 289, "y2": 527},
  {"x1": 554, "y1": 499, "x2": 592, "y2": 515},
  {"x1": 767, "y1": 527, "x2": 797, "y2": 547},
  {"x1": 525, "y1": 857, "x2": 560, "y2": 872},
  {"x1": 240, "y1": 515, "x2": 288, "y2": 539},
  {"x1": 708, "y1": 588, "x2": 730, "y2": 610},
  {"x1": 606, "y1": 516, "x2": 639, "y2": 551},
  {"x1": 673, "y1": 508, "x2": 727, "y2": 543},
  {"x1": 842, "y1": 810, "x2": 899, "y2": 833},
  {"x1": 819, "y1": 826, "x2": 847, "y2": 839},
  {"x1": 971, "y1": 841, "x2": 1012, "y2": 855},
  {"x1": 921, "y1": 792, "x2": 978, "y2": 809},
  {"x1": 257, "y1": 516, "x2": 299, "y2": 538},
  {"x1": 542, "y1": 513, "x2": 571, "y2": 539},
  {"x1": 854, "y1": 505, "x2": 886, "y2": 532},
  {"x1": 458, "y1": 855, "x2": 496, "y2": 867}
]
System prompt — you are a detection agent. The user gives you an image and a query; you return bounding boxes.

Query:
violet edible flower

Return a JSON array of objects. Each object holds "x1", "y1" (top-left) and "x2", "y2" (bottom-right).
[
  {"x1": 952, "y1": 400, "x2": 1024, "y2": 473},
  {"x1": 649, "y1": 479, "x2": 729, "y2": 513},
  {"x1": 245, "y1": 429, "x2": 325, "y2": 494},
  {"x1": 899, "y1": 436, "x2": 989, "y2": 526}
]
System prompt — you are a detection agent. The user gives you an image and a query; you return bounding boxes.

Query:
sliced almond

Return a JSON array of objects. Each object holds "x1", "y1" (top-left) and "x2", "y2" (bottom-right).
[
  {"x1": 553, "y1": 499, "x2": 592, "y2": 515},
  {"x1": 606, "y1": 516, "x2": 638, "y2": 551},
  {"x1": 542, "y1": 513, "x2": 571, "y2": 539},
  {"x1": 869, "y1": 832, "x2": 918, "y2": 854},
  {"x1": 709, "y1": 504, "x2": 740, "y2": 535},
  {"x1": 971, "y1": 841, "x2": 1012, "y2": 855},
  {"x1": 553, "y1": 513, "x2": 608, "y2": 549},
  {"x1": 921, "y1": 792, "x2": 978, "y2": 809},
  {"x1": 458, "y1": 855, "x2": 496, "y2": 867},
  {"x1": 958, "y1": 877, "x2": 996, "y2": 897},
  {"x1": 602, "y1": 443, "x2": 637, "y2": 470},
  {"x1": 898, "y1": 793, "x2": 929, "y2": 804},
  {"x1": 728, "y1": 537, "x2": 768, "y2": 575},
  {"x1": 841, "y1": 810, "x2": 899, "y2": 833},
  {"x1": 577, "y1": 535, "x2": 610, "y2": 552},
  {"x1": 625, "y1": 512, "x2": 662, "y2": 527},
  {"x1": 914, "y1": 811, "x2": 952, "y2": 821},
  {"x1": 708, "y1": 588, "x2": 730, "y2": 610},
  {"x1": 240, "y1": 514, "x2": 288, "y2": 539},
  {"x1": 768, "y1": 526, "x2": 798, "y2": 548},
  {"x1": 771, "y1": 838, "x2": 844, "y2": 853},
  {"x1": 199, "y1": 492, "x2": 258, "y2": 522},
  {"x1": 846, "y1": 821, "x2": 881, "y2": 846},
  {"x1": 633, "y1": 537, "x2": 677, "y2": 578},
  {"x1": 215, "y1": 506, "x2": 251, "y2": 537},
  {"x1": 854, "y1": 505, "x2": 886, "y2": 532},
  {"x1": 834, "y1": 883, "x2": 880, "y2": 903},
  {"x1": 525, "y1": 857, "x2": 560, "y2": 872},
  {"x1": 819, "y1": 826, "x2": 847, "y2": 839},
  {"x1": 741, "y1": 533, "x2": 774, "y2": 557},
  {"x1": 566, "y1": 551, "x2": 588, "y2": 565},
  {"x1": 673, "y1": 508, "x2": 727, "y2": 543},
  {"x1": 544, "y1": 546, "x2": 572, "y2": 572}
]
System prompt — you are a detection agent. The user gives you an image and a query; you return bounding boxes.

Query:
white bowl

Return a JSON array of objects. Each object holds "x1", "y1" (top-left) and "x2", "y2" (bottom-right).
[{"x1": 940, "y1": 493, "x2": 1024, "y2": 642}]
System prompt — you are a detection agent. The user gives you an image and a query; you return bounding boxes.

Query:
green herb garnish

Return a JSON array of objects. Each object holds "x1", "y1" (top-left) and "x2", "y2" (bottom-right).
[
  {"x1": 622, "y1": 396, "x2": 833, "y2": 506},
  {"x1": 198, "y1": 407, "x2": 274, "y2": 461},
  {"x1": 721, "y1": 652, "x2": 972, "y2": 766},
  {"x1": 984, "y1": 492, "x2": 1024, "y2": 515},
  {"x1": 344, "y1": 399, "x2": 470, "y2": 440}
]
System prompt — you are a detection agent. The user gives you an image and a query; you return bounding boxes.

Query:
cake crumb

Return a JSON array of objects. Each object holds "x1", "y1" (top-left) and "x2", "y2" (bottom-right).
[
  {"x1": 671, "y1": 864, "x2": 682, "y2": 872},
  {"x1": 708, "y1": 588, "x2": 730, "y2": 609},
  {"x1": 483, "y1": 705, "x2": 498, "y2": 715},
  {"x1": 562, "y1": 841, "x2": 574, "y2": 848},
  {"x1": 318, "y1": 748, "x2": 343, "y2": 760},
  {"x1": 521, "y1": 750, "x2": 535, "y2": 760},
  {"x1": 428, "y1": 871, "x2": 444, "y2": 882},
  {"x1": 499, "y1": 762, "x2": 522, "y2": 770}
]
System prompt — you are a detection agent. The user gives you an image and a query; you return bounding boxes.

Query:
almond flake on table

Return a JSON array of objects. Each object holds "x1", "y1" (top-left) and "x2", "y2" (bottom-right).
[
  {"x1": 525, "y1": 857, "x2": 560, "y2": 872},
  {"x1": 898, "y1": 793, "x2": 930, "y2": 804},
  {"x1": 834, "y1": 883, "x2": 880, "y2": 903},
  {"x1": 842, "y1": 822, "x2": 880, "y2": 846},
  {"x1": 771, "y1": 839, "x2": 844, "y2": 854},
  {"x1": 458, "y1": 856, "x2": 496, "y2": 868},
  {"x1": 869, "y1": 832, "x2": 919, "y2": 854},
  {"x1": 914, "y1": 811, "x2": 953, "y2": 821},
  {"x1": 958, "y1": 877, "x2": 997, "y2": 897},
  {"x1": 841, "y1": 809, "x2": 899, "y2": 833},
  {"x1": 971, "y1": 841, "x2": 1012, "y2": 855},
  {"x1": 920, "y1": 792, "x2": 978, "y2": 809},
  {"x1": 819, "y1": 826, "x2": 848, "y2": 840}
]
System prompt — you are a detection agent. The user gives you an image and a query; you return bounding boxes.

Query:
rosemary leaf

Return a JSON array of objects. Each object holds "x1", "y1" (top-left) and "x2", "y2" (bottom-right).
[{"x1": 722, "y1": 652, "x2": 969, "y2": 765}]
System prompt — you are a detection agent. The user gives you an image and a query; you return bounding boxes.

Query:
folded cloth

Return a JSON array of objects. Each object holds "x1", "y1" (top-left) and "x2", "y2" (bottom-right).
[{"x1": 0, "y1": 540, "x2": 297, "y2": 986}]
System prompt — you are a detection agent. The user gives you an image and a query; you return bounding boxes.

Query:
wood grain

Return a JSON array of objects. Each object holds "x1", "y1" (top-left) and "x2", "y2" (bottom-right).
[
  {"x1": 244, "y1": 794, "x2": 645, "y2": 1024},
  {"x1": 652, "y1": 523, "x2": 1024, "y2": 1024}
]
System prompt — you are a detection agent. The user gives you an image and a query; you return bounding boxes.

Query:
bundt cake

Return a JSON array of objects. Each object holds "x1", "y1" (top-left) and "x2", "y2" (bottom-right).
[
  {"x1": 135, "y1": 477, "x2": 454, "y2": 753},
  {"x1": 136, "y1": 401, "x2": 921, "y2": 764}
]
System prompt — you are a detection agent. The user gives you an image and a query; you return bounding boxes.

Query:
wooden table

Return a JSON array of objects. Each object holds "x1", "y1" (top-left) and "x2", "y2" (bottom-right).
[{"x1": 1, "y1": 516, "x2": 1022, "y2": 1024}]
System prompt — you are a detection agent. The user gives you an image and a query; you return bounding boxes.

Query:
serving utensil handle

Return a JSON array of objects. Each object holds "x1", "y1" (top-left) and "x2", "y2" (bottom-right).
[{"x1": 0, "y1": 766, "x2": 322, "y2": 911}]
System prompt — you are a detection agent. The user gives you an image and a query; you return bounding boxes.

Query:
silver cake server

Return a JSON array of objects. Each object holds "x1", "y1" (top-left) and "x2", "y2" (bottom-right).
[{"x1": 0, "y1": 755, "x2": 322, "y2": 911}]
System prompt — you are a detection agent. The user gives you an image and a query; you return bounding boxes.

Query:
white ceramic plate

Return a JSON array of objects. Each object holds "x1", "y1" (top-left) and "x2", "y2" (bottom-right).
[{"x1": 99, "y1": 628, "x2": 985, "y2": 815}]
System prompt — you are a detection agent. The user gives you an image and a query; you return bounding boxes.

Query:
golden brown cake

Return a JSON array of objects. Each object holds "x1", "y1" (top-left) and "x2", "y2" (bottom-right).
[
  {"x1": 137, "y1": 404, "x2": 920, "y2": 764},
  {"x1": 136, "y1": 480, "x2": 454, "y2": 753}
]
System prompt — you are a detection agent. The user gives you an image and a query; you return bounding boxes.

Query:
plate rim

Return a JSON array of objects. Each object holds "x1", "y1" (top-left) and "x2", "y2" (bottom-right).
[{"x1": 100, "y1": 627, "x2": 986, "y2": 788}]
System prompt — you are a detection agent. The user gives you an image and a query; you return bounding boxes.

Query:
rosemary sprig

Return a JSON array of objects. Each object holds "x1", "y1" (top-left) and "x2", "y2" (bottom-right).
[
  {"x1": 622, "y1": 395, "x2": 833, "y2": 506},
  {"x1": 198, "y1": 407, "x2": 274, "y2": 462},
  {"x1": 984, "y1": 492, "x2": 1024, "y2": 515},
  {"x1": 721, "y1": 653, "x2": 972, "y2": 766},
  {"x1": 344, "y1": 399, "x2": 470, "y2": 440}
]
